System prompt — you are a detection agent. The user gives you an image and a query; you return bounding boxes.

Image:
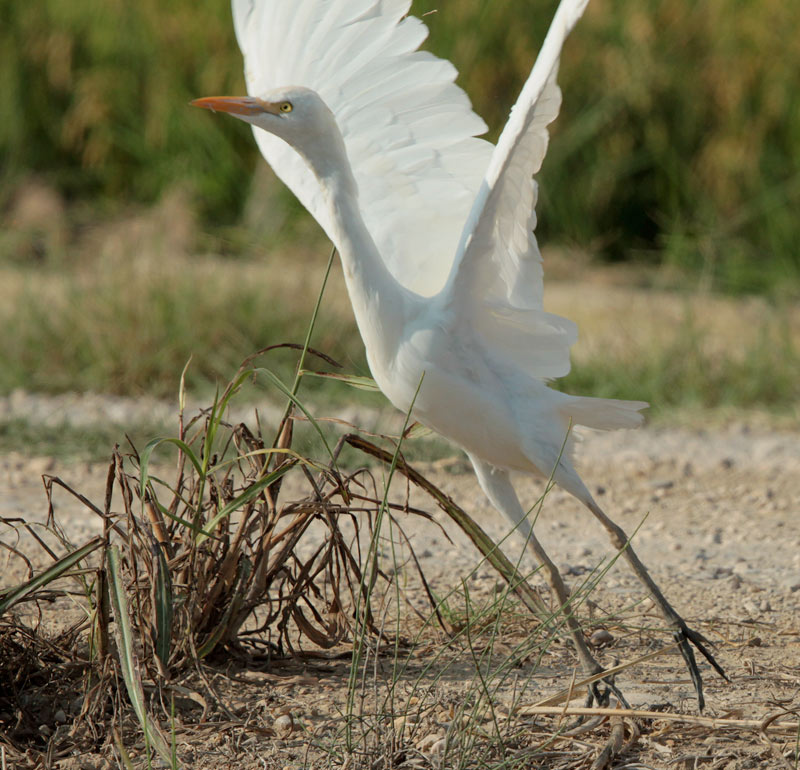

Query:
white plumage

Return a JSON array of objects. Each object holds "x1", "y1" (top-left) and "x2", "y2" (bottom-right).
[
  {"x1": 194, "y1": 0, "x2": 726, "y2": 710},
  {"x1": 233, "y1": 0, "x2": 492, "y2": 295}
]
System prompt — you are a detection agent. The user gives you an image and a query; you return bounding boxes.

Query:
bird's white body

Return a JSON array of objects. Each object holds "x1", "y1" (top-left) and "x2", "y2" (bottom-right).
[
  {"x1": 194, "y1": 0, "x2": 726, "y2": 709},
  {"x1": 200, "y1": 0, "x2": 649, "y2": 524},
  {"x1": 271, "y1": 79, "x2": 643, "y2": 505}
]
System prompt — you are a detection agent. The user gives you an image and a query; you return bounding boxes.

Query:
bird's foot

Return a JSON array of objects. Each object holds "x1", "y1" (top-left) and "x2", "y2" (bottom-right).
[
  {"x1": 585, "y1": 682, "x2": 609, "y2": 709},
  {"x1": 673, "y1": 619, "x2": 729, "y2": 711},
  {"x1": 586, "y1": 673, "x2": 631, "y2": 711},
  {"x1": 562, "y1": 673, "x2": 631, "y2": 732}
]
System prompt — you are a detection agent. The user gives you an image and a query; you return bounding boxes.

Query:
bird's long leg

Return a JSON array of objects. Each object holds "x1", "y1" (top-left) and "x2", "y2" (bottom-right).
[
  {"x1": 584, "y1": 498, "x2": 728, "y2": 710},
  {"x1": 469, "y1": 457, "x2": 625, "y2": 707}
]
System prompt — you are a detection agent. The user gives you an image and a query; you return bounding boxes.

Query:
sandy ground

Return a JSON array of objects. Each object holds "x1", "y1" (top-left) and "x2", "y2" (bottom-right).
[{"x1": 1, "y1": 405, "x2": 799, "y2": 768}]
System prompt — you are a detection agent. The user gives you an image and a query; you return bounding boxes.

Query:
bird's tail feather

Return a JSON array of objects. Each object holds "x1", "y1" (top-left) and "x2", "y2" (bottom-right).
[{"x1": 560, "y1": 396, "x2": 649, "y2": 431}]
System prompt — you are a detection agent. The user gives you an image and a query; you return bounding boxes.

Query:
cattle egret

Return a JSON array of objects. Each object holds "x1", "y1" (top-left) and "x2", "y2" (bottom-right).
[{"x1": 193, "y1": 0, "x2": 726, "y2": 709}]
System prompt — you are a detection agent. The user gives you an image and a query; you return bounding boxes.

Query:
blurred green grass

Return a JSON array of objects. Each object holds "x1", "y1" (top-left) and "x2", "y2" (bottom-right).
[
  {"x1": 0, "y1": 0, "x2": 250, "y2": 223},
  {"x1": 417, "y1": 0, "x2": 800, "y2": 293},
  {"x1": 0, "y1": 205, "x2": 370, "y2": 399},
  {"x1": 0, "y1": 201, "x2": 796, "y2": 413},
  {"x1": 2, "y1": 0, "x2": 798, "y2": 291}
]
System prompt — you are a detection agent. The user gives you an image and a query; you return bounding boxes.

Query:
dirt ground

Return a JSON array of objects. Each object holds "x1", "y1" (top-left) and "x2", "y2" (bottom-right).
[{"x1": 1, "y1": 412, "x2": 799, "y2": 768}]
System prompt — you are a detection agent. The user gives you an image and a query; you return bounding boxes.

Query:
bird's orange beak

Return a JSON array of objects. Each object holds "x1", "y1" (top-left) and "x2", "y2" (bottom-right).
[{"x1": 190, "y1": 96, "x2": 271, "y2": 115}]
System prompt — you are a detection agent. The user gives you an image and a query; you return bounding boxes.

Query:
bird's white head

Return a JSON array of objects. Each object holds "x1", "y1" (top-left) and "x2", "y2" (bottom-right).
[{"x1": 192, "y1": 86, "x2": 349, "y2": 183}]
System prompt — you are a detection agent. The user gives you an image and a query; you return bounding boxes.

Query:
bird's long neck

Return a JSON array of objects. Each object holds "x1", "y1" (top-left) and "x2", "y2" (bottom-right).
[{"x1": 299, "y1": 137, "x2": 412, "y2": 377}]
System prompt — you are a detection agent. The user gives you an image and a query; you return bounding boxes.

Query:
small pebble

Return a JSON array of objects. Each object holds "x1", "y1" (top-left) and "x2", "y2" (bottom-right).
[
  {"x1": 589, "y1": 629, "x2": 615, "y2": 647},
  {"x1": 273, "y1": 714, "x2": 294, "y2": 738},
  {"x1": 416, "y1": 732, "x2": 444, "y2": 752}
]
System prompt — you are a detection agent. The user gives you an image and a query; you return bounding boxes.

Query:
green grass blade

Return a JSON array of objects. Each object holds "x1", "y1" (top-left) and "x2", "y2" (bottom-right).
[
  {"x1": 196, "y1": 460, "x2": 297, "y2": 543},
  {"x1": 153, "y1": 544, "x2": 174, "y2": 668},
  {"x1": 298, "y1": 370, "x2": 380, "y2": 392},
  {"x1": 288, "y1": 245, "x2": 337, "y2": 400},
  {"x1": 106, "y1": 545, "x2": 172, "y2": 763},
  {"x1": 253, "y1": 366, "x2": 336, "y2": 461},
  {"x1": 140, "y1": 437, "x2": 204, "y2": 492},
  {"x1": 195, "y1": 557, "x2": 252, "y2": 658},
  {"x1": 141, "y1": 485, "x2": 213, "y2": 536},
  {"x1": 204, "y1": 446, "x2": 302, "y2": 476},
  {"x1": 203, "y1": 367, "x2": 259, "y2": 460},
  {"x1": 0, "y1": 536, "x2": 103, "y2": 617}
]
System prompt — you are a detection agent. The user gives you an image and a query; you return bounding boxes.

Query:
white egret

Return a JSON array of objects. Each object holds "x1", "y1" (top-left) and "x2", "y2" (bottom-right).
[{"x1": 193, "y1": 0, "x2": 726, "y2": 708}]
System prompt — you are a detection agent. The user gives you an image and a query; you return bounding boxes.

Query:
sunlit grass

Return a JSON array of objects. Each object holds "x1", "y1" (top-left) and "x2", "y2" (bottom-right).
[
  {"x1": 545, "y1": 279, "x2": 800, "y2": 414},
  {"x1": 0, "y1": 208, "x2": 796, "y2": 421},
  {"x1": 0, "y1": 212, "x2": 366, "y2": 399},
  {"x1": 0, "y1": 418, "x2": 166, "y2": 462}
]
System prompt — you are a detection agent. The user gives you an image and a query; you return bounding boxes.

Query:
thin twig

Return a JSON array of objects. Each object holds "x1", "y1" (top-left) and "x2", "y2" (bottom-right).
[{"x1": 521, "y1": 706, "x2": 799, "y2": 733}]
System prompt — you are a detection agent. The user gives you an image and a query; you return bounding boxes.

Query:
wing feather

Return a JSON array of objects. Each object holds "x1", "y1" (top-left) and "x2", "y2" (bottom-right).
[
  {"x1": 232, "y1": 0, "x2": 493, "y2": 295},
  {"x1": 443, "y1": 0, "x2": 590, "y2": 381}
]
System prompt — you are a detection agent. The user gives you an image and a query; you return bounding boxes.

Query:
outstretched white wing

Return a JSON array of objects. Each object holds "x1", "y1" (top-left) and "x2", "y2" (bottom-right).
[
  {"x1": 444, "y1": 0, "x2": 590, "y2": 380},
  {"x1": 232, "y1": 0, "x2": 493, "y2": 295}
]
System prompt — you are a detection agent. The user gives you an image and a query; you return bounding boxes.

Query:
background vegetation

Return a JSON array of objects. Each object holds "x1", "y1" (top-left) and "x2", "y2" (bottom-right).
[
  {"x1": 0, "y1": 0, "x2": 798, "y2": 411},
  {"x1": 3, "y1": 0, "x2": 798, "y2": 290}
]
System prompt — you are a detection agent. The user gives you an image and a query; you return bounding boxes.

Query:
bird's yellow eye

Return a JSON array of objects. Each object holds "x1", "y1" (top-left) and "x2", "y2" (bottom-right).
[{"x1": 279, "y1": 101, "x2": 293, "y2": 113}]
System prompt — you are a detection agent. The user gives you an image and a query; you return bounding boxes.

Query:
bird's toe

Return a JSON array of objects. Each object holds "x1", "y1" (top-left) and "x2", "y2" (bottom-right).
[{"x1": 672, "y1": 619, "x2": 729, "y2": 711}]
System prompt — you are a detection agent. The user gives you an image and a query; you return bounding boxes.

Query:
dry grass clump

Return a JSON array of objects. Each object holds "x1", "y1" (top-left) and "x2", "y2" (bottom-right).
[
  {"x1": 1, "y1": 346, "x2": 572, "y2": 768},
  {"x1": 0, "y1": 347, "x2": 596, "y2": 767},
  {"x1": 0, "y1": 350, "x2": 452, "y2": 765}
]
